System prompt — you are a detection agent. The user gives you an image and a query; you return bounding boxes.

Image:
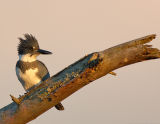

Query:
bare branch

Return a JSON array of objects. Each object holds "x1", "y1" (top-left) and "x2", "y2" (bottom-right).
[{"x1": 0, "y1": 34, "x2": 159, "y2": 124}]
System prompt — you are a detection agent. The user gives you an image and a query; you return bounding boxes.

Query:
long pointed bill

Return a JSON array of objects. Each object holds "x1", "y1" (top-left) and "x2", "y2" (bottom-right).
[{"x1": 37, "y1": 49, "x2": 52, "y2": 54}]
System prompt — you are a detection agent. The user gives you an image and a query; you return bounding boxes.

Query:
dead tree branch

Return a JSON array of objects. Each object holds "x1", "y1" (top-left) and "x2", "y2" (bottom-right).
[{"x1": 0, "y1": 34, "x2": 159, "y2": 124}]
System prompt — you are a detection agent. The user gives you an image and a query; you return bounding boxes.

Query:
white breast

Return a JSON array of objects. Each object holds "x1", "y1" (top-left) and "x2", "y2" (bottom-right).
[{"x1": 17, "y1": 67, "x2": 41, "y2": 91}]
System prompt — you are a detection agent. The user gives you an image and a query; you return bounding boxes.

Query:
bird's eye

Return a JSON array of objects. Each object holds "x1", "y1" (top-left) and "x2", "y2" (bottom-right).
[{"x1": 28, "y1": 47, "x2": 33, "y2": 50}]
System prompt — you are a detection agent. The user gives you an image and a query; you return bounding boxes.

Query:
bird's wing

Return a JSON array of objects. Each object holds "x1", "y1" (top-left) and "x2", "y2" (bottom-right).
[{"x1": 36, "y1": 61, "x2": 50, "y2": 81}]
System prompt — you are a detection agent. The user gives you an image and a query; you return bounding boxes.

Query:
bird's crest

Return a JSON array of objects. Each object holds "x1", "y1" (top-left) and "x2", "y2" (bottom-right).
[{"x1": 18, "y1": 34, "x2": 39, "y2": 55}]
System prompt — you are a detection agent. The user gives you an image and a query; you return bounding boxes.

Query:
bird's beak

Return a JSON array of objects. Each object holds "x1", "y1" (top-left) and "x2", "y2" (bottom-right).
[{"x1": 37, "y1": 49, "x2": 52, "y2": 55}]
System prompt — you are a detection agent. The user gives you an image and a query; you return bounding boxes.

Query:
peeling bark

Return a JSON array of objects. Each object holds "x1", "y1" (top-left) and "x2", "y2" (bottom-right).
[{"x1": 0, "y1": 34, "x2": 159, "y2": 124}]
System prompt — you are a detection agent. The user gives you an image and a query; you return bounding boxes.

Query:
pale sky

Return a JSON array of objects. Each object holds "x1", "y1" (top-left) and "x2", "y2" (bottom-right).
[{"x1": 0, "y1": 0, "x2": 160, "y2": 124}]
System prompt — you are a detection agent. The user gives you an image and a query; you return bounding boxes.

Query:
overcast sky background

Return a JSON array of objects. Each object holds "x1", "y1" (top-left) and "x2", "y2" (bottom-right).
[{"x1": 0, "y1": 0, "x2": 160, "y2": 124}]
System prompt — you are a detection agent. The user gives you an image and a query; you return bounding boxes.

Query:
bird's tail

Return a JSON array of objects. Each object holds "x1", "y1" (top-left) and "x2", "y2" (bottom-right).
[{"x1": 55, "y1": 103, "x2": 64, "y2": 111}]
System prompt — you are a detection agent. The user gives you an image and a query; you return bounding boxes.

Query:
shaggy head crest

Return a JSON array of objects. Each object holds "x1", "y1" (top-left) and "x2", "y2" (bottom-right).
[{"x1": 18, "y1": 34, "x2": 39, "y2": 55}]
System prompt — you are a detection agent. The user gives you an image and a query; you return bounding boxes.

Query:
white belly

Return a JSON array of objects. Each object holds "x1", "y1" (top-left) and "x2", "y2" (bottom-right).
[{"x1": 16, "y1": 67, "x2": 41, "y2": 91}]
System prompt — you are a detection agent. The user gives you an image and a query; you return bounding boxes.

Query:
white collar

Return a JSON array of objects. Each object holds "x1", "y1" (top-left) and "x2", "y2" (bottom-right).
[{"x1": 19, "y1": 54, "x2": 37, "y2": 62}]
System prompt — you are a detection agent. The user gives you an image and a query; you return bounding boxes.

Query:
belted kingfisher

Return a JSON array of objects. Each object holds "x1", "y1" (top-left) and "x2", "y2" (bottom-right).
[{"x1": 16, "y1": 34, "x2": 64, "y2": 110}]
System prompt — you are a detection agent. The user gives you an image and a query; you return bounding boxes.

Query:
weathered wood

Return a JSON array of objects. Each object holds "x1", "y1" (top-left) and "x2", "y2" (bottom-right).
[{"x1": 0, "y1": 34, "x2": 159, "y2": 124}]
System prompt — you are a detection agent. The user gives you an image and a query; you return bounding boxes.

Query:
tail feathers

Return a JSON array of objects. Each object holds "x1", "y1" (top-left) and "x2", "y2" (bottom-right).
[{"x1": 55, "y1": 102, "x2": 64, "y2": 111}]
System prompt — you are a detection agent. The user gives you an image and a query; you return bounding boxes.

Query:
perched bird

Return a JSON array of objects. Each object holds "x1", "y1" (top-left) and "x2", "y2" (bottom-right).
[{"x1": 16, "y1": 34, "x2": 64, "y2": 110}]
